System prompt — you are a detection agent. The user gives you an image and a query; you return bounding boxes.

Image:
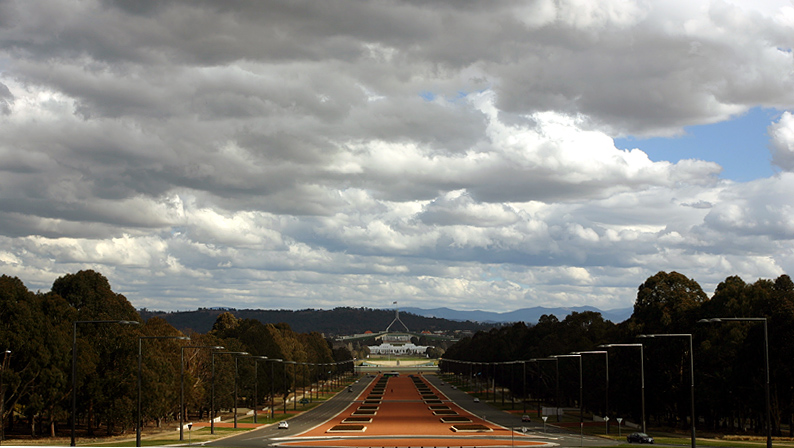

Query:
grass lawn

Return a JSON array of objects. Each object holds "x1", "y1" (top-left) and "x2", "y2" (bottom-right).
[{"x1": 87, "y1": 427, "x2": 250, "y2": 447}]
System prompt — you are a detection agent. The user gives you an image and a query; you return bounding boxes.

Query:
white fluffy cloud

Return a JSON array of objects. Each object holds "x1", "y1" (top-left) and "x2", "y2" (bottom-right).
[
  {"x1": 0, "y1": 0, "x2": 793, "y2": 312},
  {"x1": 770, "y1": 111, "x2": 794, "y2": 171}
]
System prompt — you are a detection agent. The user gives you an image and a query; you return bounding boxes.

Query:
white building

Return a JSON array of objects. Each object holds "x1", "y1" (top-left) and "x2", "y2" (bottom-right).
[{"x1": 367, "y1": 342, "x2": 430, "y2": 355}]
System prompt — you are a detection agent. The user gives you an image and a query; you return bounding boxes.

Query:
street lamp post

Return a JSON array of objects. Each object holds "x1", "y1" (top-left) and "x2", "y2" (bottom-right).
[
  {"x1": 639, "y1": 334, "x2": 696, "y2": 448},
  {"x1": 281, "y1": 360, "x2": 289, "y2": 413},
  {"x1": 250, "y1": 356, "x2": 268, "y2": 423},
  {"x1": 699, "y1": 317, "x2": 771, "y2": 448},
  {"x1": 284, "y1": 361, "x2": 297, "y2": 411},
  {"x1": 138, "y1": 335, "x2": 190, "y2": 446},
  {"x1": 319, "y1": 363, "x2": 325, "y2": 397},
  {"x1": 552, "y1": 354, "x2": 583, "y2": 425},
  {"x1": 265, "y1": 358, "x2": 282, "y2": 419},
  {"x1": 324, "y1": 362, "x2": 329, "y2": 396},
  {"x1": 210, "y1": 351, "x2": 248, "y2": 435},
  {"x1": 233, "y1": 355, "x2": 246, "y2": 428},
  {"x1": 308, "y1": 363, "x2": 315, "y2": 402},
  {"x1": 521, "y1": 360, "x2": 527, "y2": 414},
  {"x1": 532, "y1": 358, "x2": 561, "y2": 422},
  {"x1": 510, "y1": 361, "x2": 515, "y2": 409},
  {"x1": 483, "y1": 362, "x2": 490, "y2": 402},
  {"x1": 573, "y1": 351, "x2": 609, "y2": 434},
  {"x1": 301, "y1": 363, "x2": 307, "y2": 407},
  {"x1": 71, "y1": 320, "x2": 139, "y2": 447},
  {"x1": 1, "y1": 349, "x2": 10, "y2": 444},
  {"x1": 468, "y1": 361, "x2": 473, "y2": 390},
  {"x1": 180, "y1": 345, "x2": 224, "y2": 441},
  {"x1": 600, "y1": 343, "x2": 645, "y2": 433}
]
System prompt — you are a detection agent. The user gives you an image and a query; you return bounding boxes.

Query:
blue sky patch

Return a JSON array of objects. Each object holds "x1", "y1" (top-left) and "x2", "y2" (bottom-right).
[{"x1": 615, "y1": 107, "x2": 781, "y2": 182}]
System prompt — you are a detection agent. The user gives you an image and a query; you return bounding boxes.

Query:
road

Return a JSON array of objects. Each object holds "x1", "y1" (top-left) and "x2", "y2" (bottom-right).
[
  {"x1": 205, "y1": 376, "x2": 375, "y2": 447},
  {"x1": 206, "y1": 373, "x2": 620, "y2": 447}
]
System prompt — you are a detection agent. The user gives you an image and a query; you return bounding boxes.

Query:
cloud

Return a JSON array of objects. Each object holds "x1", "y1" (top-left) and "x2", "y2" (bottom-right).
[
  {"x1": 770, "y1": 111, "x2": 794, "y2": 171},
  {"x1": 0, "y1": 82, "x2": 13, "y2": 115},
  {"x1": 0, "y1": 0, "x2": 793, "y2": 312}
]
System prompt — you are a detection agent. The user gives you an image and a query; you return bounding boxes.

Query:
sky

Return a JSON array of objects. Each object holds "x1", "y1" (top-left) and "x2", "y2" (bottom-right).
[{"x1": 2, "y1": 0, "x2": 794, "y2": 314}]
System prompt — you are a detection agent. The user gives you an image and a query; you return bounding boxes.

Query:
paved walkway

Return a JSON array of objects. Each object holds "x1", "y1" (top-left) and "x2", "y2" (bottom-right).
[{"x1": 276, "y1": 373, "x2": 555, "y2": 448}]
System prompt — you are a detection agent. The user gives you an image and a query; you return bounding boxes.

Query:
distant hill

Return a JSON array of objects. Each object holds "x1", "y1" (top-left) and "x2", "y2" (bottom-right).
[
  {"x1": 139, "y1": 305, "x2": 632, "y2": 335},
  {"x1": 400, "y1": 305, "x2": 633, "y2": 324},
  {"x1": 138, "y1": 307, "x2": 496, "y2": 336}
]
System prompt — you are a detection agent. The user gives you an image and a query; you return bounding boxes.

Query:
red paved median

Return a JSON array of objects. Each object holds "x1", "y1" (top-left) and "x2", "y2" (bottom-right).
[{"x1": 277, "y1": 374, "x2": 554, "y2": 448}]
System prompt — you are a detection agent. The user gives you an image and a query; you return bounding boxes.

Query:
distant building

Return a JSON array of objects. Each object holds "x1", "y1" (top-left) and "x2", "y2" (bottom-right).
[
  {"x1": 382, "y1": 333, "x2": 411, "y2": 343},
  {"x1": 368, "y1": 342, "x2": 430, "y2": 355}
]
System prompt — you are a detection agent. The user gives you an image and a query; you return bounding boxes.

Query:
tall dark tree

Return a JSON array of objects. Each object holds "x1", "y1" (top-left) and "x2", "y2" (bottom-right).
[
  {"x1": 51, "y1": 270, "x2": 140, "y2": 436},
  {"x1": 0, "y1": 276, "x2": 74, "y2": 436},
  {"x1": 139, "y1": 317, "x2": 186, "y2": 429},
  {"x1": 632, "y1": 271, "x2": 707, "y2": 334}
]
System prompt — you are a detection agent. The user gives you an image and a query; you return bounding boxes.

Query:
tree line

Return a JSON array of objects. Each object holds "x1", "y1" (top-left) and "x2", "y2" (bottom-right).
[
  {"x1": 139, "y1": 306, "x2": 494, "y2": 336},
  {"x1": 440, "y1": 271, "x2": 794, "y2": 438},
  {"x1": 0, "y1": 270, "x2": 353, "y2": 440}
]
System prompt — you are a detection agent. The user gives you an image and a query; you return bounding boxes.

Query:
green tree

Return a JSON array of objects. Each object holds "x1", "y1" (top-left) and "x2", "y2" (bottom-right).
[
  {"x1": 632, "y1": 271, "x2": 707, "y2": 334},
  {"x1": 139, "y1": 317, "x2": 187, "y2": 430},
  {"x1": 51, "y1": 270, "x2": 140, "y2": 436},
  {"x1": 0, "y1": 277, "x2": 74, "y2": 437}
]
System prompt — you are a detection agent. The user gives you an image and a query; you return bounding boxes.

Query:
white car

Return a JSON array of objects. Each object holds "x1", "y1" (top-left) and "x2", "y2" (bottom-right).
[
  {"x1": 278, "y1": 421, "x2": 289, "y2": 429},
  {"x1": 473, "y1": 397, "x2": 480, "y2": 402}
]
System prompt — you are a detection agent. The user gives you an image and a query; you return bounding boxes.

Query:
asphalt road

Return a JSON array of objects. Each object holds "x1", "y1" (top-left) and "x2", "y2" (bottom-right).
[
  {"x1": 421, "y1": 375, "x2": 620, "y2": 448},
  {"x1": 205, "y1": 376, "x2": 375, "y2": 447},
  {"x1": 206, "y1": 374, "x2": 620, "y2": 448}
]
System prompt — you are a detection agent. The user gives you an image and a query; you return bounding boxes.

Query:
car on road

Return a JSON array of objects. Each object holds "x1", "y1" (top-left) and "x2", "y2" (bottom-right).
[
  {"x1": 627, "y1": 432, "x2": 653, "y2": 443},
  {"x1": 521, "y1": 415, "x2": 531, "y2": 422},
  {"x1": 278, "y1": 421, "x2": 289, "y2": 429},
  {"x1": 473, "y1": 397, "x2": 480, "y2": 402}
]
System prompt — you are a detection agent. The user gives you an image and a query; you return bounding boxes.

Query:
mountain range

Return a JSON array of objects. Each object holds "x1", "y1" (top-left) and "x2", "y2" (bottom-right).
[{"x1": 399, "y1": 305, "x2": 633, "y2": 324}]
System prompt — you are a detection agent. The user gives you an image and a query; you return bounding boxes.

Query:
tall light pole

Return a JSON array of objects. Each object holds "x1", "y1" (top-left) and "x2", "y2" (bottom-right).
[
  {"x1": 210, "y1": 351, "x2": 248, "y2": 434},
  {"x1": 638, "y1": 334, "x2": 695, "y2": 448},
  {"x1": 322, "y1": 362, "x2": 331, "y2": 393},
  {"x1": 467, "y1": 361, "x2": 473, "y2": 390},
  {"x1": 1, "y1": 349, "x2": 10, "y2": 444},
  {"x1": 300, "y1": 362, "x2": 307, "y2": 406},
  {"x1": 283, "y1": 361, "x2": 295, "y2": 413},
  {"x1": 180, "y1": 345, "x2": 224, "y2": 441},
  {"x1": 552, "y1": 354, "x2": 583, "y2": 424},
  {"x1": 699, "y1": 318, "x2": 771, "y2": 448},
  {"x1": 520, "y1": 360, "x2": 527, "y2": 414},
  {"x1": 233, "y1": 354, "x2": 247, "y2": 428},
  {"x1": 318, "y1": 363, "x2": 325, "y2": 396},
  {"x1": 573, "y1": 351, "x2": 609, "y2": 434},
  {"x1": 532, "y1": 358, "x2": 560, "y2": 422},
  {"x1": 250, "y1": 356, "x2": 268, "y2": 423},
  {"x1": 138, "y1": 335, "x2": 190, "y2": 447},
  {"x1": 600, "y1": 343, "x2": 645, "y2": 433},
  {"x1": 71, "y1": 320, "x2": 139, "y2": 447},
  {"x1": 307, "y1": 363, "x2": 315, "y2": 402},
  {"x1": 284, "y1": 361, "x2": 297, "y2": 411},
  {"x1": 266, "y1": 358, "x2": 282, "y2": 418}
]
